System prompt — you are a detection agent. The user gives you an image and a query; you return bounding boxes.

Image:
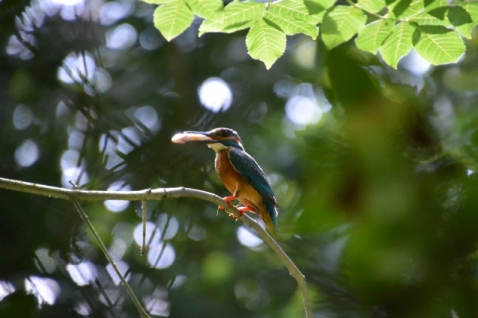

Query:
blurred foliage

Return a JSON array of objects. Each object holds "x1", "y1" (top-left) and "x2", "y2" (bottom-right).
[{"x1": 1, "y1": 0, "x2": 478, "y2": 317}]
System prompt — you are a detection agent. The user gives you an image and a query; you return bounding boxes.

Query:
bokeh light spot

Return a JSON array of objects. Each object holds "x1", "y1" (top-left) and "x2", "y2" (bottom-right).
[
  {"x1": 144, "y1": 287, "x2": 171, "y2": 316},
  {"x1": 100, "y1": 0, "x2": 134, "y2": 25},
  {"x1": 293, "y1": 39, "x2": 316, "y2": 69},
  {"x1": 25, "y1": 276, "x2": 61, "y2": 306},
  {"x1": 66, "y1": 262, "x2": 97, "y2": 286},
  {"x1": 198, "y1": 77, "x2": 232, "y2": 112},
  {"x1": 237, "y1": 226, "x2": 263, "y2": 248},
  {"x1": 134, "y1": 105, "x2": 160, "y2": 132},
  {"x1": 285, "y1": 95, "x2": 322, "y2": 125},
  {"x1": 188, "y1": 224, "x2": 207, "y2": 241},
  {"x1": 34, "y1": 248, "x2": 57, "y2": 274},
  {"x1": 13, "y1": 104, "x2": 34, "y2": 130},
  {"x1": 148, "y1": 243, "x2": 176, "y2": 269},
  {"x1": 15, "y1": 139, "x2": 39, "y2": 167},
  {"x1": 0, "y1": 281, "x2": 15, "y2": 301},
  {"x1": 134, "y1": 221, "x2": 162, "y2": 247},
  {"x1": 104, "y1": 181, "x2": 131, "y2": 212},
  {"x1": 106, "y1": 261, "x2": 130, "y2": 285},
  {"x1": 139, "y1": 27, "x2": 164, "y2": 51},
  {"x1": 400, "y1": 49, "x2": 432, "y2": 76},
  {"x1": 234, "y1": 278, "x2": 270, "y2": 311},
  {"x1": 117, "y1": 127, "x2": 141, "y2": 154},
  {"x1": 57, "y1": 51, "x2": 96, "y2": 85},
  {"x1": 157, "y1": 214, "x2": 179, "y2": 240},
  {"x1": 106, "y1": 23, "x2": 137, "y2": 50},
  {"x1": 60, "y1": 149, "x2": 89, "y2": 188}
]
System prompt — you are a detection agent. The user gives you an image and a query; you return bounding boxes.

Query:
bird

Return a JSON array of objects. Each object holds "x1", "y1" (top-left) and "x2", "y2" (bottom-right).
[{"x1": 171, "y1": 127, "x2": 279, "y2": 239}]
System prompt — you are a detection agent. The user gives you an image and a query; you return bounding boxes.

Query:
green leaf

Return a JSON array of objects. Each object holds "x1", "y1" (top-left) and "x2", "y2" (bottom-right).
[
  {"x1": 186, "y1": 0, "x2": 223, "y2": 19},
  {"x1": 448, "y1": 3, "x2": 478, "y2": 39},
  {"x1": 268, "y1": 0, "x2": 315, "y2": 23},
  {"x1": 391, "y1": 0, "x2": 424, "y2": 19},
  {"x1": 246, "y1": 19, "x2": 286, "y2": 69},
  {"x1": 303, "y1": 0, "x2": 330, "y2": 23},
  {"x1": 355, "y1": 19, "x2": 395, "y2": 54},
  {"x1": 410, "y1": 11, "x2": 452, "y2": 27},
  {"x1": 357, "y1": 0, "x2": 386, "y2": 13},
  {"x1": 322, "y1": 6, "x2": 367, "y2": 50},
  {"x1": 315, "y1": 0, "x2": 336, "y2": 10},
  {"x1": 414, "y1": 26, "x2": 465, "y2": 65},
  {"x1": 379, "y1": 22, "x2": 415, "y2": 68},
  {"x1": 199, "y1": 1, "x2": 265, "y2": 35},
  {"x1": 153, "y1": 0, "x2": 194, "y2": 41},
  {"x1": 264, "y1": 10, "x2": 318, "y2": 39},
  {"x1": 424, "y1": 0, "x2": 449, "y2": 11}
]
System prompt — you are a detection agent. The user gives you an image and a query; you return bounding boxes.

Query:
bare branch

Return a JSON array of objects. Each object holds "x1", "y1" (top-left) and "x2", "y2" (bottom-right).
[{"x1": 0, "y1": 176, "x2": 312, "y2": 318}]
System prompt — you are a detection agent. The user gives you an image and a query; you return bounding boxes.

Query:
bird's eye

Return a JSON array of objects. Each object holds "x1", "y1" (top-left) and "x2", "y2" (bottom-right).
[{"x1": 220, "y1": 130, "x2": 230, "y2": 137}]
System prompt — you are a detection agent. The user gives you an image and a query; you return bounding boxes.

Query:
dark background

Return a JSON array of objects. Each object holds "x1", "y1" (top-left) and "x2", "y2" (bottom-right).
[{"x1": 1, "y1": 0, "x2": 478, "y2": 317}]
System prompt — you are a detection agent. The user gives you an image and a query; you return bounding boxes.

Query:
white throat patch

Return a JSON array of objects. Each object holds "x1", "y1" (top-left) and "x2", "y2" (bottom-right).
[{"x1": 208, "y1": 143, "x2": 228, "y2": 152}]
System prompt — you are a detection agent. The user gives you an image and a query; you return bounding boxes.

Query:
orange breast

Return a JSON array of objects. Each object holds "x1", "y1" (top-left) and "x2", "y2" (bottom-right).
[{"x1": 215, "y1": 149, "x2": 265, "y2": 213}]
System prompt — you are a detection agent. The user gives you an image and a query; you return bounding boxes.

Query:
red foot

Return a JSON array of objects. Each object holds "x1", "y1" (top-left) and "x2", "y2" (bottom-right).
[
  {"x1": 231, "y1": 206, "x2": 256, "y2": 219},
  {"x1": 218, "y1": 196, "x2": 257, "y2": 219},
  {"x1": 219, "y1": 196, "x2": 238, "y2": 210}
]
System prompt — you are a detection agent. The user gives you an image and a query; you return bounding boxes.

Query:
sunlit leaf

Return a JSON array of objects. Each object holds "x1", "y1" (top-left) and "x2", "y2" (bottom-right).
[
  {"x1": 186, "y1": 0, "x2": 223, "y2": 19},
  {"x1": 266, "y1": 0, "x2": 320, "y2": 38},
  {"x1": 268, "y1": 0, "x2": 315, "y2": 23},
  {"x1": 379, "y1": 22, "x2": 415, "y2": 68},
  {"x1": 246, "y1": 19, "x2": 286, "y2": 69},
  {"x1": 448, "y1": 3, "x2": 478, "y2": 39},
  {"x1": 315, "y1": 0, "x2": 336, "y2": 10},
  {"x1": 357, "y1": 0, "x2": 386, "y2": 13},
  {"x1": 414, "y1": 26, "x2": 465, "y2": 65},
  {"x1": 264, "y1": 11, "x2": 318, "y2": 39},
  {"x1": 199, "y1": 1, "x2": 265, "y2": 35},
  {"x1": 153, "y1": 0, "x2": 194, "y2": 41},
  {"x1": 355, "y1": 19, "x2": 395, "y2": 54},
  {"x1": 424, "y1": 0, "x2": 449, "y2": 11},
  {"x1": 303, "y1": 0, "x2": 329, "y2": 23},
  {"x1": 322, "y1": 6, "x2": 366, "y2": 50},
  {"x1": 391, "y1": 0, "x2": 424, "y2": 19},
  {"x1": 410, "y1": 11, "x2": 452, "y2": 27}
]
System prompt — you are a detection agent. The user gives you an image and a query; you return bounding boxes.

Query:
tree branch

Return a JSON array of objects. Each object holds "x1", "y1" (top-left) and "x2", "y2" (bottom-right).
[{"x1": 0, "y1": 176, "x2": 312, "y2": 318}]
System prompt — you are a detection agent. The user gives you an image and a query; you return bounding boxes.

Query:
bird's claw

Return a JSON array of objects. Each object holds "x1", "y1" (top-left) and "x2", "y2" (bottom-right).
[
  {"x1": 219, "y1": 195, "x2": 238, "y2": 210},
  {"x1": 230, "y1": 206, "x2": 254, "y2": 219},
  {"x1": 219, "y1": 196, "x2": 255, "y2": 219}
]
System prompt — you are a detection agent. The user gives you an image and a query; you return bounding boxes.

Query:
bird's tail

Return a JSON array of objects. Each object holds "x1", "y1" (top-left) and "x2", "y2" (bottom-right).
[{"x1": 262, "y1": 201, "x2": 279, "y2": 240}]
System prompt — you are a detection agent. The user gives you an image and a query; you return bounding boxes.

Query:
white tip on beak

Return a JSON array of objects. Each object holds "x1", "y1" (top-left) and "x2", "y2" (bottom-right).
[{"x1": 171, "y1": 133, "x2": 211, "y2": 144}]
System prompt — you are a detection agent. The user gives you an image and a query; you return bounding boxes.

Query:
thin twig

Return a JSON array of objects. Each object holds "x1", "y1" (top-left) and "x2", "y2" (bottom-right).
[
  {"x1": 70, "y1": 199, "x2": 150, "y2": 318},
  {"x1": 0, "y1": 176, "x2": 312, "y2": 318},
  {"x1": 141, "y1": 200, "x2": 147, "y2": 255}
]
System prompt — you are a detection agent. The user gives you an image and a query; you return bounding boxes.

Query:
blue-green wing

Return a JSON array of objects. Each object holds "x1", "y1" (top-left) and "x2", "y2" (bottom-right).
[{"x1": 228, "y1": 148, "x2": 278, "y2": 207}]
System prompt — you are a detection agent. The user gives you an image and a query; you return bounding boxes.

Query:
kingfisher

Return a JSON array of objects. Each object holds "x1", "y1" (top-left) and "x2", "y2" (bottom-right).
[{"x1": 171, "y1": 127, "x2": 279, "y2": 239}]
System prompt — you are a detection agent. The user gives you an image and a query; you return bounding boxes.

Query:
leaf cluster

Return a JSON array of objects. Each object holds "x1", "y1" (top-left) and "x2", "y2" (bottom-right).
[{"x1": 146, "y1": 0, "x2": 478, "y2": 69}]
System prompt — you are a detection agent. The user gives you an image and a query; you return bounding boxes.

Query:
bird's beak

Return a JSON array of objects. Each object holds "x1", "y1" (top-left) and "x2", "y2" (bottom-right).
[{"x1": 171, "y1": 131, "x2": 214, "y2": 144}]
